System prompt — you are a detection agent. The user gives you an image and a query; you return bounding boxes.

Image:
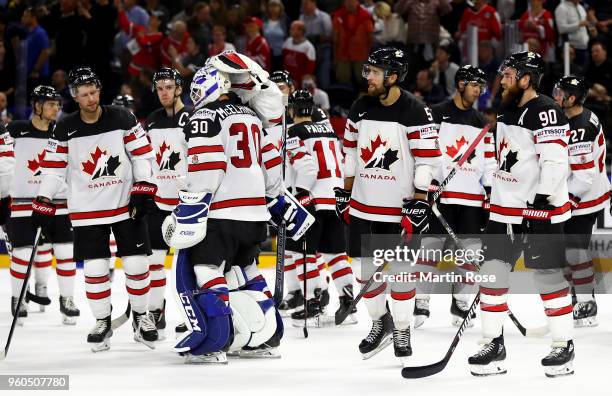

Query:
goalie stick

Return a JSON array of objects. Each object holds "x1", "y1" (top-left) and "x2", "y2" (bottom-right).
[
  {"x1": 273, "y1": 94, "x2": 289, "y2": 308},
  {"x1": 335, "y1": 124, "x2": 491, "y2": 326}
]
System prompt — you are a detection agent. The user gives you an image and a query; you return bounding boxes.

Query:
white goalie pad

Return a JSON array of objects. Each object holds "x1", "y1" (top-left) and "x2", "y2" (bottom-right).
[{"x1": 228, "y1": 290, "x2": 277, "y2": 351}]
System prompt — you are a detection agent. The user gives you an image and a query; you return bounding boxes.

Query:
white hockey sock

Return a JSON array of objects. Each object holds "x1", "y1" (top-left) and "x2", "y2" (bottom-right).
[
  {"x1": 148, "y1": 249, "x2": 167, "y2": 311},
  {"x1": 414, "y1": 236, "x2": 443, "y2": 300},
  {"x1": 194, "y1": 265, "x2": 229, "y2": 305},
  {"x1": 84, "y1": 258, "x2": 112, "y2": 319},
  {"x1": 322, "y1": 252, "x2": 353, "y2": 294},
  {"x1": 566, "y1": 247, "x2": 595, "y2": 302},
  {"x1": 122, "y1": 255, "x2": 151, "y2": 314},
  {"x1": 316, "y1": 253, "x2": 329, "y2": 288},
  {"x1": 53, "y1": 243, "x2": 75, "y2": 298},
  {"x1": 10, "y1": 247, "x2": 33, "y2": 298},
  {"x1": 296, "y1": 254, "x2": 323, "y2": 299},
  {"x1": 391, "y1": 289, "x2": 415, "y2": 329},
  {"x1": 284, "y1": 250, "x2": 300, "y2": 292},
  {"x1": 534, "y1": 269, "x2": 574, "y2": 342},
  {"x1": 34, "y1": 243, "x2": 52, "y2": 286},
  {"x1": 478, "y1": 259, "x2": 511, "y2": 339},
  {"x1": 352, "y1": 257, "x2": 387, "y2": 320},
  {"x1": 243, "y1": 261, "x2": 273, "y2": 297}
]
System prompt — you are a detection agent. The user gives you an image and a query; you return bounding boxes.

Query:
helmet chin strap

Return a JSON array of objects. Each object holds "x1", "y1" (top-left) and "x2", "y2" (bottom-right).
[
  {"x1": 379, "y1": 77, "x2": 393, "y2": 101},
  {"x1": 458, "y1": 85, "x2": 472, "y2": 109}
]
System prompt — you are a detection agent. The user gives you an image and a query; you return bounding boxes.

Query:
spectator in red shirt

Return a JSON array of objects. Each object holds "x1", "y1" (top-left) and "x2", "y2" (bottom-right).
[
  {"x1": 118, "y1": 4, "x2": 165, "y2": 77},
  {"x1": 332, "y1": 0, "x2": 374, "y2": 85},
  {"x1": 161, "y1": 20, "x2": 190, "y2": 67},
  {"x1": 244, "y1": 16, "x2": 271, "y2": 71},
  {"x1": 282, "y1": 21, "x2": 316, "y2": 87},
  {"x1": 457, "y1": 0, "x2": 501, "y2": 42},
  {"x1": 518, "y1": 0, "x2": 555, "y2": 62}
]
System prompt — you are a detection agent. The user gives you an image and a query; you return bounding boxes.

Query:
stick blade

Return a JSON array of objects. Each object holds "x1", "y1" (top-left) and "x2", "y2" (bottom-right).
[
  {"x1": 401, "y1": 359, "x2": 448, "y2": 378},
  {"x1": 0, "y1": 350, "x2": 5, "y2": 360}
]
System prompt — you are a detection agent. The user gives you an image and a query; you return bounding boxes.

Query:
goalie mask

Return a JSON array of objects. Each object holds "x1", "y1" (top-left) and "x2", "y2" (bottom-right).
[{"x1": 190, "y1": 65, "x2": 231, "y2": 109}]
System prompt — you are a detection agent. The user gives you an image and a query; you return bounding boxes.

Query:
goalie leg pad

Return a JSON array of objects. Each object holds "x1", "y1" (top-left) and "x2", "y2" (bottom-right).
[{"x1": 229, "y1": 290, "x2": 278, "y2": 350}]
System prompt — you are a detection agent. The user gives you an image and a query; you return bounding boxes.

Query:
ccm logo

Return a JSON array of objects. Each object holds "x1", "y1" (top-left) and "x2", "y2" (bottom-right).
[
  {"x1": 180, "y1": 293, "x2": 201, "y2": 332},
  {"x1": 523, "y1": 209, "x2": 548, "y2": 218}
]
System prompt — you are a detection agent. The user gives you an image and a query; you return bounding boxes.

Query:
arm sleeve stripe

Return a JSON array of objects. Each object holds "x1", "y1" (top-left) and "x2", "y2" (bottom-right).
[
  {"x1": 188, "y1": 145, "x2": 225, "y2": 155},
  {"x1": 570, "y1": 161, "x2": 595, "y2": 170},
  {"x1": 130, "y1": 145, "x2": 154, "y2": 156}
]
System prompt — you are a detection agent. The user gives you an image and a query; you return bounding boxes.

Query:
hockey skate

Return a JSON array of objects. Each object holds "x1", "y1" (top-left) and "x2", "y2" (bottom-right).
[
  {"x1": 573, "y1": 300, "x2": 597, "y2": 328},
  {"x1": 132, "y1": 311, "x2": 158, "y2": 349},
  {"x1": 278, "y1": 289, "x2": 304, "y2": 318},
  {"x1": 183, "y1": 351, "x2": 228, "y2": 364},
  {"x1": 468, "y1": 335, "x2": 507, "y2": 376},
  {"x1": 393, "y1": 327, "x2": 412, "y2": 366},
  {"x1": 11, "y1": 296, "x2": 27, "y2": 326},
  {"x1": 359, "y1": 312, "x2": 393, "y2": 360},
  {"x1": 450, "y1": 297, "x2": 476, "y2": 328},
  {"x1": 88, "y1": 316, "x2": 112, "y2": 352},
  {"x1": 150, "y1": 300, "x2": 167, "y2": 339},
  {"x1": 59, "y1": 296, "x2": 80, "y2": 325},
  {"x1": 542, "y1": 340, "x2": 575, "y2": 378},
  {"x1": 291, "y1": 297, "x2": 323, "y2": 328},
  {"x1": 334, "y1": 285, "x2": 358, "y2": 325},
  {"x1": 413, "y1": 298, "x2": 430, "y2": 329},
  {"x1": 316, "y1": 287, "x2": 330, "y2": 312},
  {"x1": 34, "y1": 283, "x2": 50, "y2": 312}
]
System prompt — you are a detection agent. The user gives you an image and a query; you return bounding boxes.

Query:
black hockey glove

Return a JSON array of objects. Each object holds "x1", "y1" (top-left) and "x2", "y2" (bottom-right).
[
  {"x1": 129, "y1": 182, "x2": 158, "y2": 221},
  {"x1": 294, "y1": 188, "x2": 315, "y2": 214},
  {"x1": 401, "y1": 198, "x2": 430, "y2": 240},
  {"x1": 31, "y1": 197, "x2": 55, "y2": 236},
  {"x1": 0, "y1": 196, "x2": 10, "y2": 225},
  {"x1": 568, "y1": 193, "x2": 581, "y2": 210},
  {"x1": 522, "y1": 193, "x2": 553, "y2": 234},
  {"x1": 333, "y1": 187, "x2": 351, "y2": 225}
]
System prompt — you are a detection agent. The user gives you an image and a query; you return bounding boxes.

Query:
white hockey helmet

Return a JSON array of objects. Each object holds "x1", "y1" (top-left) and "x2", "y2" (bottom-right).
[{"x1": 190, "y1": 65, "x2": 231, "y2": 109}]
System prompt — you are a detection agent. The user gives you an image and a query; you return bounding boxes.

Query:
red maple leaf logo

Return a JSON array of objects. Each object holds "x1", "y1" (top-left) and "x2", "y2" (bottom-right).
[
  {"x1": 27, "y1": 150, "x2": 46, "y2": 174},
  {"x1": 82, "y1": 147, "x2": 107, "y2": 176},
  {"x1": 499, "y1": 138, "x2": 508, "y2": 153},
  {"x1": 445, "y1": 136, "x2": 468, "y2": 159},
  {"x1": 360, "y1": 135, "x2": 387, "y2": 164},
  {"x1": 156, "y1": 141, "x2": 171, "y2": 166}
]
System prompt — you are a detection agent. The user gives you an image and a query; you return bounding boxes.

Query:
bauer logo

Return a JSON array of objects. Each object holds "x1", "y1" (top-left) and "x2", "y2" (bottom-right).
[{"x1": 180, "y1": 294, "x2": 202, "y2": 332}]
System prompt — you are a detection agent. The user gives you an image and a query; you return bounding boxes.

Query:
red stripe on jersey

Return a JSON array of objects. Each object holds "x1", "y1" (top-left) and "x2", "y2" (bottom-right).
[
  {"x1": 56, "y1": 145, "x2": 68, "y2": 154},
  {"x1": 484, "y1": 137, "x2": 492, "y2": 144},
  {"x1": 312, "y1": 198, "x2": 337, "y2": 206},
  {"x1": 264, "y1": 157, "x2": 282, "y2": 169},
  {"x1": 407, "y1": 131, "x2": 420, "y2": 139},
  {"x1": 269, "y1": 116, "x2": 282, "y2": 124},
  {"x1": 188, "y1": 162, "x2": 227, "y2": 172},
  {"x1": 201, "y1": 277, "x2": 226, "y2": 290},
  {"x1": 85, "y1": 275, "x2": 110, "y2": 284},
  {"x1": 125, "y1": 271, "x2": 149, "y2": 281},
  {"x1": 87, "y1": 290, "x2": 111, "y2": 300},
  {"x1": 188, "y1": 145, "x2": 224, "y2": 155},
  {"x1": 570, "y1": 161, "x2": 594, "y2": 170},
  {"x1": 348, "y1": 124, "x2": 357, "y2": 133},
  {"x1": 56, "y1": 268, "x2": 76, "y2": 277},
  {"x1": 539, "y1": 139, "x2": 567, "y2": 147},
  {"x1": 210, "y1": 197, "x2": 266, "y2": 210},
  {"x1": 261, "y1": 143, "x2": 276, "y2": 153},
  {"x1": 131, "y1": 145, "x2": 153, "y2": 156},
  {"x1": 540, "y1": 288, "x2": 569, "y2": 301},
  {"x1": 11, "y1": 203, "x2": 67, "y2": 212},
  {"x1": 485, "y1": 151, "x2": 496, "y2": 158},
  {"x1": 0, "y1": 151, "x2": 15, "y2": 157},
  {"x1": 489, "y1": 203, "x2": 570, "y2": 217},
  {"x1": 290, "y1": 151, "x2": 306, "y2": 163},
  {"x1": 332, "y1": 267, "x2": 352, "y2": 279},
  {"x1": 70, "y1": 206, "x2": 129, "y2": 220},
  {"x1": 342, "y1": 139, "x2": 357, "y2": 148},
  {"x1": 411, "y1": 148, "x2": 441, "y2": 157},
  {"x1": 545, "y1": 305, "x2": 573, "y2": 317},
  {"x1": 350, "y1": 199, "x2": 402, "y2": 216},
  {"x1": 41, "y1": 160, "x2": 67, "y2": 168},
  {"x1": 10, "y1": 269, "x2": 26, "y2": 279},
  {"x1": 598, "y1": 133, "x2": 604, "y2": 146},
  {"x1": 155, "y1": 196, "x2": 179, "y2": 206},
  {"x1": 570, "y1": 261, "x2": 593, "y2": 271},
  {"x1": 124, "y1": 133, "x2": 137, "y2": 143},
  {"x1": 390, "y1": 289, "x2": 416, "y2": 301},
  {"x1": 480, "y1": 287, "x2": 509, "y2": 296},
  {"x1": 441, "y1": 191, "x2": 485, "y2": 201},
  {"x1": 126, "y1": 285, "x2": 150, "y2": 296}
]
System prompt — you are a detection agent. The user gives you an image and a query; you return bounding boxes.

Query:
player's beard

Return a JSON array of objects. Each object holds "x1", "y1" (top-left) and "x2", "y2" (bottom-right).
[
  {"x1": 367, "y1": 82, "x2": 387, "y2": 98},
  {"x1": 501, "y1": 83, "x2": 522, "y2": 107}
]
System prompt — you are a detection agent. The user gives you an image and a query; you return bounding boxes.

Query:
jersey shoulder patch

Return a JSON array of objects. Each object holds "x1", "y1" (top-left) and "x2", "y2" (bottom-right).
[{"x1": 184, "y1": 108, "x2": 221, "y2": 140}]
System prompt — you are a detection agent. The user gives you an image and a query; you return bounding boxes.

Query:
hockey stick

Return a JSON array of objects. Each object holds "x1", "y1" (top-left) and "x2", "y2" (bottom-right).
[
  {"x1": 273, "y1": 95, "x2": 289, "y2": 308},
  {"x1": 335, "y1": 124, "x2": 492, "y2": 326},
  {"x1": 111, "y1": 302, "x2": 131, "y2": 330},
  {"x1": 25, "y1": 291, "x2": 51, "y2": 306},
  {"x1": 302, "y1": 240, "x2": 308, "y2": 338},
  {"x1": 0, "y1": 228, "x2": 43, "y2": 360}
]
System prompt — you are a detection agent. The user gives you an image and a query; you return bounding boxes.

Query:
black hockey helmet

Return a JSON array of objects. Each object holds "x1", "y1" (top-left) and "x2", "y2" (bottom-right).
[
  {"x1": 363, "y1": 46, "x2": 409, "y2": 83},
  {"x1": 289, "y1": 89, "x2": 314, "y2": 117},
  {"x1": 455, "y1": 65, "x2": 487, "y2": 88},
  {"x1": 270, "y1": 70, "x2": 293, "y2": 87},
  {"x1": 31, "y1": 85, "x2": 61, "y2": 104},
  {"x1": 112, "y1": 94, "x2": 135, "y2": 109},
  {"x1": 498, "y1": 51, "x2": 545, "y2": 89},
  {"x1": 553, "y1": 75, "x2": 588, "y2": 105},
  {"x1": 152, "y1": 67, "x2": 183, "y2": 91},
  {"x1": 68, "y1": 66, "x2": 101, "y2": 96}
]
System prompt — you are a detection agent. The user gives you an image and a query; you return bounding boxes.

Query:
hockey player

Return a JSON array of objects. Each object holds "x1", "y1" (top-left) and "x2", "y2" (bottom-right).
[
  {"x1": 285, "y1": 90, "x2": 356, "y2": 325},
  {"x1": 33, "y1": 67, "x2": 159, "y2": 352},
  {"x1": 414, "y1": 65, "x2": 494, "y2": 328},
  {"x1": 468, "y1": 51, "x2": 575, "y2": 377},
  {"x1": 0, "y1": 86, "x2": 80, "y2": 324},
  {"x1": 553, "y1": 75, "x2": 610, "y2": 327},
  {"x1": 161, "y1": 64, "x2": 297, "y2": 363},
  {"x1": 144, "y1": 67, "x2": 191, "y2": 337},
  {"x1": 336, "y1": 46, "x2": 442, "y2": 362}
]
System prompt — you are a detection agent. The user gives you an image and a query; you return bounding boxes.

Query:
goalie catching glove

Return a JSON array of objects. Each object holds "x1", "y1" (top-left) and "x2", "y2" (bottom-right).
[
  {"x1": 400, "y1": 198, "x2": 431, "y2": 239},
  {"x1": 162, "y1": 191, "x2": 212, "y2": 249},
  {"x1": 266, "y1": 189, "x2": 315, "y2": 241}
]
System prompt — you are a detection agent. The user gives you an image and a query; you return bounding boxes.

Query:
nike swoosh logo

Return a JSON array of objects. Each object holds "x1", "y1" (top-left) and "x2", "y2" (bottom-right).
[
  {"x1": 358, "y1": 112, "x2": 367, "y2": 117},
  {"x1": 147, "y1": 123, "x2": 155, "y2": 129},
  {"x1": 20, "y1": 131, "x2": 29, "y2": 135},
  {"x1": 496, "y1": 115, "x2": 504, "y2": 119},
  {"x1": 136, "y1": 243, "x2": 144, "y2": 247},
  {"x1": 442, "y1": 116, "x2": 450, "y2": 120},
  {"x1": 67, "y1": 130, "x2": 78, "y2": 136},
  {"x1": 531, "y1": 255, "x2": 541, "y2": 260}
]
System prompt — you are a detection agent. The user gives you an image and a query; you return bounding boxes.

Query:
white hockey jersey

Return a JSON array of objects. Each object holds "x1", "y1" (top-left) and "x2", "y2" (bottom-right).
[
  {"x1": 491, "y1": 95, "x2": 571, "y2": 224},
  {"x1": 566, "y1": 108, "x2": 610, "y2": 216},
  {"x1": 287, "y1": 120, "x2": 343, "y2": 211},
  {"x1": 343, "y1": 90, "x2": 442, "y2": 223},
  {"x1": 38, "y1": 106, "x2": 155, "y2": 227},
  {"x1": 0, "y1": 121, "x2": 69, "y2": 217},
  {"x1": 431, "y1": 99, "x2": 494, "y2": 207},
  {"x1": 183, "y1": 93, "x2": 283, "y2": 221},
  {"x1": 145, "y1": 107, "x2": 191, "y2": 211}
]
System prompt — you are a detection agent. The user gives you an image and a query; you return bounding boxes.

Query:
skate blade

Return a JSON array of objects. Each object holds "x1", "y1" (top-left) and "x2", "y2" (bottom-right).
[
  {"x1": 238, "y1": 348, "x2": 281, "y2": 359},
  {"x1": 339, "y1": 313, "x2": 358, "y2": 326},
  {"x1": 185, "y1": 353, "x2": 228, "y2": 365},
  {"x1": 452, "y1": 315, "x2": 474, "y2": 328},
  {"x1": 62, "y1": 315, "x2": 77, "y2": 326},
  {"x1": 544, "y1": 362, "x2": 574, "y2": 378},
  {"x1": 574, "y1": 317, "x2": 598, "y2": 328},
  {"x1": 361, "y1": 335, "x2": 393, "y2": 360},
  {"x1": 134, "y1": 334, "x2": 156, "y2": 350},
  {"x1": 470, "y1": 362, "x2": 507, "y2": 376},
  {"x1": 292, "y1": 315, "x2": 335, "y2": 328},
  {"x1": 90, "y1": 339, "x2": 111, "y2": 353},
  {"x1": 413, "y1": 315, "x2": 427, "y2": 329}
]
